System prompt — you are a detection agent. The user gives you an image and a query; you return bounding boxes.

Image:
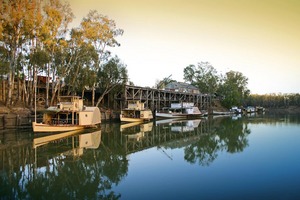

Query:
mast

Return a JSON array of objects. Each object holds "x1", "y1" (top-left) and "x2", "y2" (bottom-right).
[{"x1": 34, "y1": 68, "x2": 37, "y2": 122}]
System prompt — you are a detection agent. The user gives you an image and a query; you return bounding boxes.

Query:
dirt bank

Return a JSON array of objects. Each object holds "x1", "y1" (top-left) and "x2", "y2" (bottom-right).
[{"x1": 0, "y1": 102, "x2": 32, "y2": 117}]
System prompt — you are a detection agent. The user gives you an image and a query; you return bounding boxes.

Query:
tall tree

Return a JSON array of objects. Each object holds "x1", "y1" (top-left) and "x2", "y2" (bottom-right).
[
  {"x1": 41, "y1": 0, "x2": 74, "y2": 106},
  {"x1": 64, "y1": 28, "x2": 98, "y2": 96},
  {"x1": 80, "y1": 10, "x2": 123, "y2": 106},
  {"x1": 183, "y1": 62, "x2": 219, "y2": 94},
  {"x1": 218, "y1": 70, "x2": 250, "y2": 108},
  {"x1": 0, "y1": 0, "x2": 39, "y2": 106},
  {"x1": 95, "y1": 56, "x2": 128, "y2": 107}
]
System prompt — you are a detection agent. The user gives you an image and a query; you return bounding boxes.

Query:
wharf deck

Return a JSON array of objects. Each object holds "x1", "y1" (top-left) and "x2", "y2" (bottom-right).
[{"x1": 115, "y1": 85, "x2": 211, "y2": 112}]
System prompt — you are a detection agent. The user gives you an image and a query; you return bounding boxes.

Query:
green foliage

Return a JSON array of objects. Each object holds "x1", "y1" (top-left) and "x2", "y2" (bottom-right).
[
  {"x1": 29, "y1": 49, "x2": 50, "y2": 67},
  {"x1": 0, "y1": 0, "x2": 125, "y2": 107},
  {"x1": 80, "y1": 10, "x2": 124, "y2": 63},
  {"x1": 218, "y1": 71, "x2": 250, "y2": 108},
  {"x1": 97, "y1": 56, "x2": 128, "y2": 90},
  {"x1": 95, "y1": 56, "x2": 128, "y2": 106},
  {"x1": 245, "y1": 93, "x2": 300, "y2": 108},
  {"x1": 64, "y1": 40, "x2": 99, "y2": 95},
  {"x1": 183, "y1": 62, "x2": 219, "y2": 94},
  {"x1": 183, "y1": 62, "x2": 250, "y2": 108},
  {"x1": 0, "y1": 46, "x2": 9, "y2": 76}
]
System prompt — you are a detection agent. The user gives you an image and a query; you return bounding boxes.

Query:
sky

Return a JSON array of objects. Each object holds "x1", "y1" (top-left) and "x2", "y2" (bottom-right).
[{"x1": 67, "y1": 0, "x2": 300, "y2": 94}]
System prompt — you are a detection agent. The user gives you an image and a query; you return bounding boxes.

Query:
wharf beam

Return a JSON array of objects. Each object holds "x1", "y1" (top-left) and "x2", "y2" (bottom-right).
[{"x1": 114, "y1": 85, "x2": 212, "y2": 111}]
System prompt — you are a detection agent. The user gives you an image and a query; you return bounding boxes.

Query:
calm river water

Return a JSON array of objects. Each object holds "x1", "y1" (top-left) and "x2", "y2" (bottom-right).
[{"x1": 1, "y1": 113, "x2": 300, "y2": 199}]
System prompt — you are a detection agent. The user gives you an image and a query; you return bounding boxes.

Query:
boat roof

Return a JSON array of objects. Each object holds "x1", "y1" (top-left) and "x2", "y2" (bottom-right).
[{"x1": 59, "y1": 96, "x2": 82, "y2": 101}]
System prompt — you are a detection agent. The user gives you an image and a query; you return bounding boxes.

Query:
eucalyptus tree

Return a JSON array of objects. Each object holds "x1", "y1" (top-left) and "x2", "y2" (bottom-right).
[
  {"x1": 95, "y1": 56, "x2": 128, "y2": 107},
  {"x1": 183, "y1": 62, "x2": 219, "y2": 94},
  {"x1": 80, "y1": 10, "x2": 124, "y2": 106},
  {"x1": 40, "y1": 0, "x2": 74, "y2": 106},
  {"x1": 0, "y1": 4, "x2": 3, "y2": 39},
  {"x1": 64, "y1": 28, "x2": 98, "y2": 97},
  {"x1": 218, "y1": 70, "x2": 250, "y2": 108},
  {"x1": 0, "y1": 0, "x2": 41, "y2": 106},
  {"x1": 29, "y1": 48, "x2": 50, "y2": 95},
  {"x1": 0, "y1": 46, "x2": 10, "y2": 77}
]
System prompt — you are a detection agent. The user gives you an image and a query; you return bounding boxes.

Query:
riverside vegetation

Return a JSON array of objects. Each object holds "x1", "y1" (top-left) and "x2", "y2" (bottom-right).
[{"x1": 0, "y1": 1, "x2": 299, "y2": 118}]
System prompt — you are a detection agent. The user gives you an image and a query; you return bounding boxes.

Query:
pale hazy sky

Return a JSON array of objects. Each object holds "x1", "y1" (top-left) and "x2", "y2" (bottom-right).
[{"x1": 68, "y1": 0, "x2": 300, "y2": 94}]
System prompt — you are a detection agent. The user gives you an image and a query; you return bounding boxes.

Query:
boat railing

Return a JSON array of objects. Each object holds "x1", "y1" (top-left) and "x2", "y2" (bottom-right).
[{"x1": 51, "y1": 118, "x2": 79, "y2": 125}]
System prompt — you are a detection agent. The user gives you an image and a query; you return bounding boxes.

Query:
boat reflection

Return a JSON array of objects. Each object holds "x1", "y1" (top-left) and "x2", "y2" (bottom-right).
[
  {"x1": 170, "y1": 119, "x2": 201, "y2": 133},
  {"x1": 33, "y1": 129, "x2": 101, "y2": 157},
  {"x1": 121, "y1": 122, "x2": 153, "y2": 141},
  {"x1": 33, "y1": 129, "x2": 83, "y2": 148},
  {"x1": 0, "y1": 115, "x2": 260, "y2": 199},
  {"x1": 155, "y1": 119, "x2": 201, "y2": 133}
]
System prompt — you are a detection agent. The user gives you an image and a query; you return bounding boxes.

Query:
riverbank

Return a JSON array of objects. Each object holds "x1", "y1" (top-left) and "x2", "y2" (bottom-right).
[
  {"x1": 0, "y1": 102, "x2": 32, "y2": 116},
  {"x1": 1, "y1": 103, "x2": 300, "y2": 117}
]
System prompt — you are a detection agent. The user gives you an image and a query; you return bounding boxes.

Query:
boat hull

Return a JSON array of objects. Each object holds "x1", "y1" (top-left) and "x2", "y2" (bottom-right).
[
  {"x1": 155, "y1": 112, "x2": 202, "y2": 119},
  {"x1": 155, "y1": 113, "x2": 187, "y2": 118},
  {"x1": 156, "y1": 104, "x2": 202, "y2": 119},
  {"x1": 119, "y1": 116, "x2": 147, "y2": 122},
  {"x1": 32, "y1": 122, "x2": 86, "y2": 133},
  {"x1": 120, "y1": 108, "x2": 153, "y2": 123}
]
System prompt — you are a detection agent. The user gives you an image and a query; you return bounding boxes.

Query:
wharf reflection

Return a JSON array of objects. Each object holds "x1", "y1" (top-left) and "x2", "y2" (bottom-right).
[
  {"x1": 169, "y1": 119, "x2": 201, "y2": 133},
  {"x1": 1, "y1": 116, "x2": 253, "y2": 199},
  {"x1": 118, "y1": 117, "x2": 251, "y2": 167},
  {"x1": 121, "y1": 122, "x2": 153, "y2": 141},
  {"x1": 1, "y1": 129, "x2": 125, "y2": 200},
  {"x1": 120, "y1": 119, "x2": 208, "y2": 155}
]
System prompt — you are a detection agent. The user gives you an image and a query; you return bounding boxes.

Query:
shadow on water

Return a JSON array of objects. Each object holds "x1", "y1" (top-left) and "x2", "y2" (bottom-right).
[{"x1": 0, "y1": 113, "x2": 299, "y2": 199}]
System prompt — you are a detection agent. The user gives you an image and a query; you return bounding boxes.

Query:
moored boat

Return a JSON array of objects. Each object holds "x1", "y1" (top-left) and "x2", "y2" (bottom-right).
[
  {"x1": 256, "y1": 106, "x2": 265, "y2": 113},
  {"x1": 230, "y1": 106, "x2": 243, "y2": 114},
  {"x1": 32, "y1": 96, "x2": 101, "y2": 133},
  {"x1": 244, "y1": 106, "x2": 256, "y2": 113},
  {"x1": 120, "y1": 100, "x2": 153, "y2": 122},
  {"x1": 156, "y1": 102, "x2": 202, "y2": 119}
]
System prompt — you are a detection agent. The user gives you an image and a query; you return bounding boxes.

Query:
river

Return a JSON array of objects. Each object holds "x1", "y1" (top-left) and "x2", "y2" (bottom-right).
[{"x1": 1, "y1": 113, "x2": 300, "y2": 199}]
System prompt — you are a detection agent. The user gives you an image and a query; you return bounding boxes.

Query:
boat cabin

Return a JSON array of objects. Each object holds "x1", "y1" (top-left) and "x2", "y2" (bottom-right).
[
  {"x1": 42, "y1": 96, "x2": 101, "y2": 126},
  {"x1": 171, "y1": 102, "x2": 194, "y2": 109},
  {"x1": 58, "y1": 96, "x2": 83, "y2": 111},
  {"x1": 127, "y1": 100, "x2": 145, "y2": 110}
]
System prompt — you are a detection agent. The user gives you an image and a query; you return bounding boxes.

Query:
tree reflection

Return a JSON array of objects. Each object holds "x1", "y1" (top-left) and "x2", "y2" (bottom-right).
[
  {"x1": 0, "y1": 126, "x2": 128, "y2": 199},
  {"x1": 184, "y1": 117, "x2": 251, "y2": 166},
  {"x1": 216, "y1": 117, "x2": 251, "y2": 153},
  {"x1": 184, "y1": 134, "x2": 218, "y2": 166},
  {"x1": 25, "y1": 149, "x2": 125, "y2": 199}
]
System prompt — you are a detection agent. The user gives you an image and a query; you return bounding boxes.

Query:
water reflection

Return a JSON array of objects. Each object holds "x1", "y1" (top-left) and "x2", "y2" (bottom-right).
[
  {"x1": 0, "y1": 129, "x2": 126, "y2": 199},
  {"x1": 183, "y1": 117, "x2": 251, "y2": 166},
  {"x1": 156, "y1": 119, "x2": 201, "y2": 133},
  {"x1": 1, "y1": 114, "x2": 299, "y2": 199},
  {"x1": 33, "y1": 129, "x2": 101, "y2": 156},
  {"x1": 120, "y1": 121, "x2": 153, "y2": 142}
]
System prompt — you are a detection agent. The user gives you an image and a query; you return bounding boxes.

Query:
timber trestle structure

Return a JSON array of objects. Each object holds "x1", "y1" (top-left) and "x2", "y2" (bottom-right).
[{"x1": 115, "y1": 85, "x2": 212, "y2": 112}]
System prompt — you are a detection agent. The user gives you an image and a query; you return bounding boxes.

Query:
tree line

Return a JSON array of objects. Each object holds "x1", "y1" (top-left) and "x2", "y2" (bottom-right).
[
  {"x1": 1, "y1": 1, "x2": 298, "y2": 110},
  {"x1": 157, "y1": 61, "x2": 299, "y2": 109},
  {"x1": 0, "y1": 0, "x2": 128, "y2": 108},
  {"x1": 245, "y1": 93, "x2": 300, "y2": 108},
  {"x1": 155, "y1": 62, "x2": 250, "y2": 109}
]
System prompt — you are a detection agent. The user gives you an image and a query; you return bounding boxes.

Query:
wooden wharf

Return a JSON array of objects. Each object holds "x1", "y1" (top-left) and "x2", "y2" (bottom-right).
[{"x1": 115, "y1": 85, "x2": 212, "y2": 112}]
